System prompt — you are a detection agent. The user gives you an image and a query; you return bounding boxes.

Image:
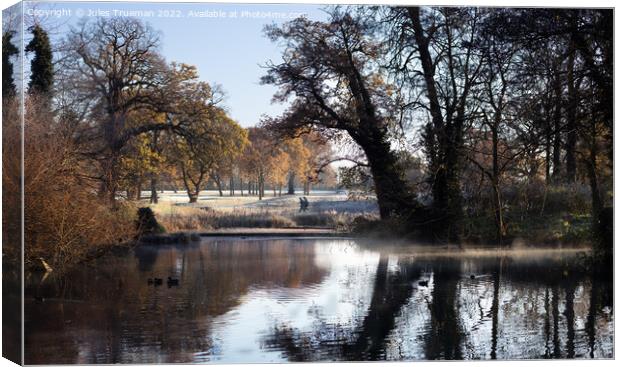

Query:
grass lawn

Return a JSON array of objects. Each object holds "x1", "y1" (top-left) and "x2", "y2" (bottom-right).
[{"x1": 143, "y1": 190, "x2": 380, "y2": 232}]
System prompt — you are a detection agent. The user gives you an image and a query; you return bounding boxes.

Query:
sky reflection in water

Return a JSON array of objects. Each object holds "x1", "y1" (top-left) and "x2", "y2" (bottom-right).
[{"x1": 24, "y1": 238, "x2": 613, "y2": 363}]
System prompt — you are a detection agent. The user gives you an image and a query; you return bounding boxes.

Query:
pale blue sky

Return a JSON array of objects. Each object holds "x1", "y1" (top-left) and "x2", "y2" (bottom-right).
[{"x1": 24, "y1": 1, "x2": 329, "y2": 127}]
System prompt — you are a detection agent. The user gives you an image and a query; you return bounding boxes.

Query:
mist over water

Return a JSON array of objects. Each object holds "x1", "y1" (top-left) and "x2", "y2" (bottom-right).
[{"x1": 24, "y1": 238, "x2": 613, "y2": 363}]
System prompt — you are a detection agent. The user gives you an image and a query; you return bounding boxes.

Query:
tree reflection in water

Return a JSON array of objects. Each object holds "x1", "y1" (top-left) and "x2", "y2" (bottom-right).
[
  {"x1": 25, "y1": 239, "x2": 327, "y2": 364},
  {"x1": 262, "y1": 251, "x2": 613, "y2": 361},
  {"x1": 24, "y1": 239, "x2": 613, "y2": 363}
]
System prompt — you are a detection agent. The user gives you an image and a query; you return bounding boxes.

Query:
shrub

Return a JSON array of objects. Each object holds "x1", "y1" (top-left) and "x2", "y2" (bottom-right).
[
  {"x1": 136, "y1": 207, "x2": 166, "y2": 235},
  {"x1": 6, "y1": 97, "x2": 137, "y2": 271},
  {"x1": 542, "y1": 184, "x2": 591, "y2": 214},
  {"x1": 154, "y1": 205, "x2": 297, "y2": 231},
  {"x1": 214, "y1": 211, "x2": 295, "y2": 228}
]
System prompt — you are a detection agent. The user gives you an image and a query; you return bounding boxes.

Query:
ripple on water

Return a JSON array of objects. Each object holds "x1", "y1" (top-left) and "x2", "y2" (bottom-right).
[{"x1": 23, "y1": 239, "x2": 613, "y2": 363}]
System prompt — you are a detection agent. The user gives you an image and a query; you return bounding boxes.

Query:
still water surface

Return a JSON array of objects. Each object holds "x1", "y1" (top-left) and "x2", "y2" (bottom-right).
[{"x1": 25, "y1": 238, "x2": 613, "y2": 363}]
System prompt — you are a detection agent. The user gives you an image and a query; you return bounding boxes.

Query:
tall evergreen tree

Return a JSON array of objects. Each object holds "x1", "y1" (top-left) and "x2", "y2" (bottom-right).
[
  {"x1": 2, "y1": 31, "x2": 19, "y2": 99},
  {"x1": 25, "y1": 25, "x2": 53, "y2": 96}
]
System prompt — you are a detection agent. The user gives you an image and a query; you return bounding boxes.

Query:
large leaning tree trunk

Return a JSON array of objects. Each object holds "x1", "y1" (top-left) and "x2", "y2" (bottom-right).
[
  {"x1": 262, "y1": 12, "x2": 421, "y2": 220},
  {"x1": 349, "y1": 122, "x2": 417, "y2": 218}
]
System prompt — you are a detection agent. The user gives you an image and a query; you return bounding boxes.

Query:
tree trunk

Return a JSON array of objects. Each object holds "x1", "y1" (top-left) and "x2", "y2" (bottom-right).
[
  {"x1": 440, "y1": 137, "x2": 464, "y2": 242},
  {"x1": 126, "y1": 188, "x2": 134, "y2": 201},
  {"x1": 545, "y1": 121, "x2": 552, "y2": 184},
  {"x1": 258, "y1": 173, "x2": 264, "y2": 200},
  {"x1": 565, "y1": 39, "x2": 577, "y2": 184},
  {"x1": 180, "y1": 163, "x2": 204, "y2": 204},
  {"x1": 586, "y1": 123, "x2": 602, "y2": 216},
  {"x1": 229, "y1": 175, "x2": 234, "y2": 196},
  {"x1": 214, "y1": 175, "x2": 223, "y2": 197},
  {"x1": 407, "y1": 7, "x2": 465, "y2": 241},
  {"x1": 552, "y1": 71, "x2": 563, "y2": 181},
  {"x1": 261, "y1": 181, "x2": 265, "y2": 199},
  {"x1": 150, "y1": 176, "x2": 158, "y2": 204},
  {"x1": 352, "y1": 131, "x2": 419, "y2": 220},
  {"x1": 287, "y1": 172, "x2": 295, "y2": 195},
  {"x1": 491, "y1": 123, "x2": 506, "y2": 244},
  {"x1": 135, "y1": 182, "x2": 142, "y2": 201},
  {"x1": 491, "y1": 183, "x2": 505, "y2": 244},
  {"x1": 100, "y1": 153, "x2": 121, "y2": 204}
]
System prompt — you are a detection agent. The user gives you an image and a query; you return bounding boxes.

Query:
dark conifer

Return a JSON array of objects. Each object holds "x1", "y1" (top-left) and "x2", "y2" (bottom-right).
[
  {"x1": 25, "y1": 25, "x2": 54, "y2": 96},
  {"x1": 2, "y1": 31, "x2": 19, "y2": 99}
]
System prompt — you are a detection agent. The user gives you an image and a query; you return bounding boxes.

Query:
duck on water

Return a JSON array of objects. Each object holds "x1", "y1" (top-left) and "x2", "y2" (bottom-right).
[{"x1": 147, "y1": 277, "x2": 179, "y2": 287}]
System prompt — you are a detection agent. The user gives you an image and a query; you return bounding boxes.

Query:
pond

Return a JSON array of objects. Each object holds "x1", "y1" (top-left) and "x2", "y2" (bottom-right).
[{"x1": 24, "y1": 238, "x2": 613, "y2": 363}]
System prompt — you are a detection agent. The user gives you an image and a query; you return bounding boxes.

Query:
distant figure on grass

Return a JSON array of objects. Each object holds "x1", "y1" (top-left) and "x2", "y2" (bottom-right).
[{"x1": 299, "y1": 197, "x2": 309, "y2": 212}]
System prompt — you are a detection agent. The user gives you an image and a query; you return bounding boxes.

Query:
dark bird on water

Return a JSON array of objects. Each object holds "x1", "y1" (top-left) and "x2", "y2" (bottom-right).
[
  {"x1": 167, "y1": 277, "x2": 179, "y2": 287},
  {"x1": 148, "y1": 278, "x2": 163, "y2": 286},
  {"x1": 470, "y1": 274, "x2": 476, "y2": 279}
]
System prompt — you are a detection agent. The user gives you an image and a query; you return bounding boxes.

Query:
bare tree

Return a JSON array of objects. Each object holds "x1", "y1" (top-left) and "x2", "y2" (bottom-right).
[
  {"x1": 385, "y1": 7, "x2": 484, "y2": 240},
  {"x1": 61, "y1": 18, "x2": 187, "y2": 202},
  {"x1": 262, "y1": 10, "x2": 421, "y2": 219}
]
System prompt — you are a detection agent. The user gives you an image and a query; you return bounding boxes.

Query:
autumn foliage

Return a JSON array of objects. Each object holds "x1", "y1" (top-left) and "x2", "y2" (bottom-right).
[{"x1": 3, "y1": 96, "x2": 137, "y2": 270}]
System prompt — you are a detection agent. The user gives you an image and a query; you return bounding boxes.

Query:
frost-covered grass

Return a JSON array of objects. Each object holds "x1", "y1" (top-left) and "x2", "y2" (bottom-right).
[{"x1": 147, "y1": 190, "x2": 379, "y2": 232}]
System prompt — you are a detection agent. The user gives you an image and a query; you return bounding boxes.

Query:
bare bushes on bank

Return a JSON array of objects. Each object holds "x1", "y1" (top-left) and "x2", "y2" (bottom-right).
[
  {"x1": 2, "y1": 99, "x2": 22, "y2": 265},
  {"x1": 152, "y1": 203, "x2": 369, "y2": 232},
  {"x1": 6, "y1": 97, "x2": 137, "y2": 270},
  {"x1": 155, "y1": 206, "x2": 296, "y2": 231}
]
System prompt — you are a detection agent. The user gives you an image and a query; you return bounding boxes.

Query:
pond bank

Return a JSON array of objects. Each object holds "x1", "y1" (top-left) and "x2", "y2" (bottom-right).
[
  {"x1": 197, "y1": 227, "x2": 341, "y2": 237},
  {"x1": 138, "y1": 228, "x2": 342, "y2": 244}
]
